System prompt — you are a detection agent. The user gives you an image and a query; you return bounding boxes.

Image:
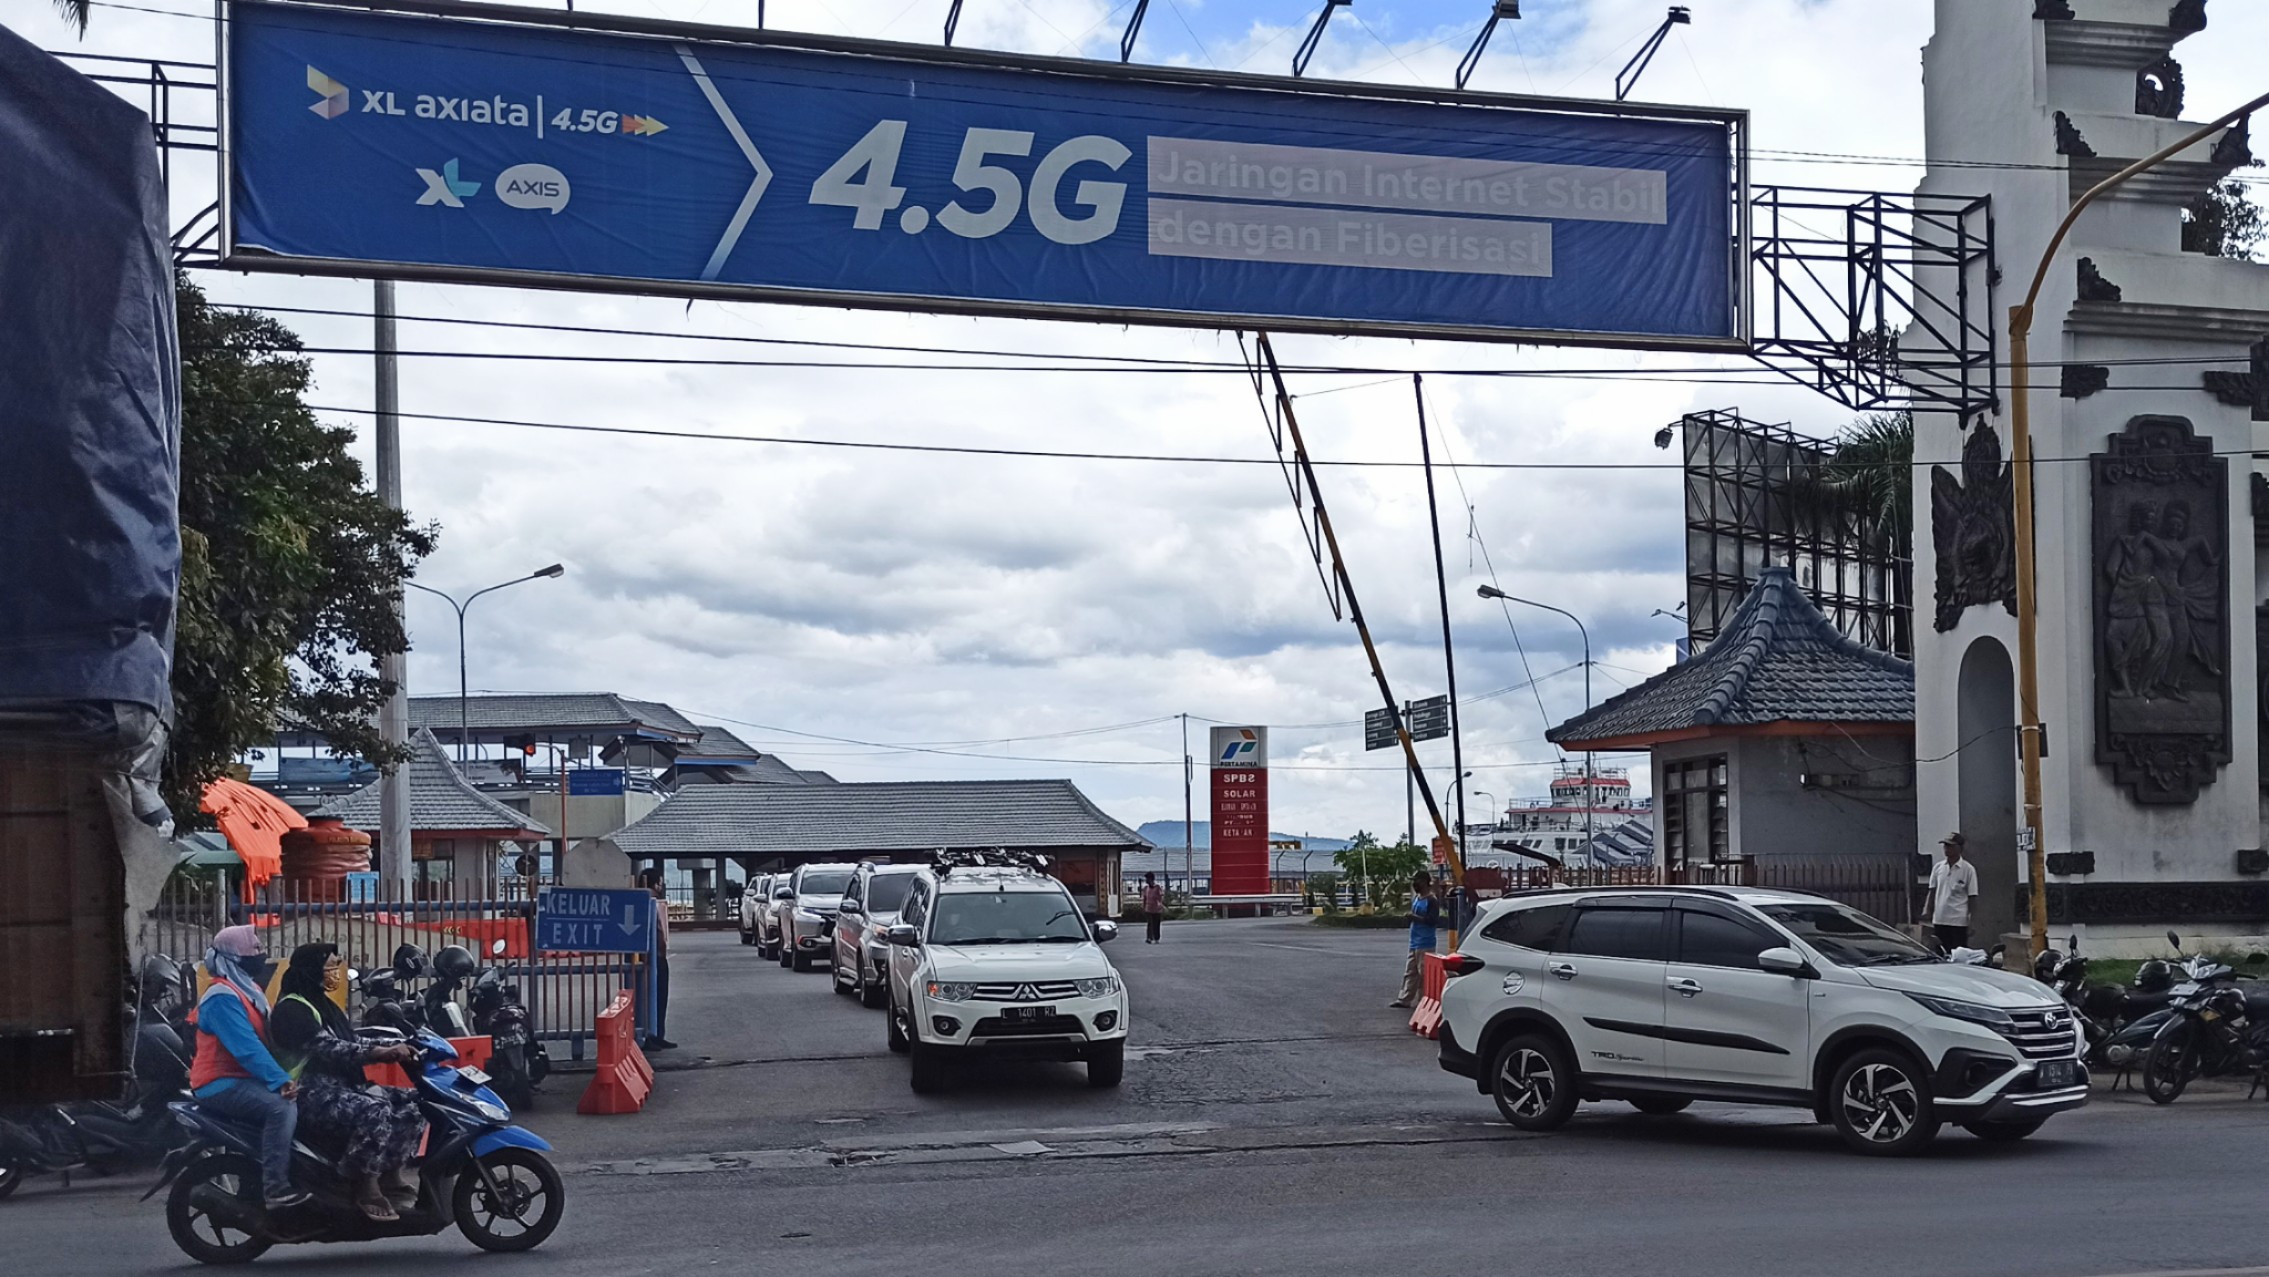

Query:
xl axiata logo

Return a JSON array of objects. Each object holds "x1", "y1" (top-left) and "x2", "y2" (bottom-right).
[
  {"x1": 306, "y1": 66, "x2": 347, "y2": 120},
  {"x1": 415, "y1": 158, "x2": 481, "y2": 208},
  {"x1": 496, "y1": 163, "x2": 571, "y2": 214}
]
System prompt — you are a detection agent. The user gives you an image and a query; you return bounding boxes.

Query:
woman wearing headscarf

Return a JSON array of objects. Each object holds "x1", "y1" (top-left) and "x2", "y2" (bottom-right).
[
  {"x1": 190, "y1": 925, "x2": 306, "y2": 1209},
  {"x1": 269, "y1": 942, "x2": 425, "y2": 1222}
]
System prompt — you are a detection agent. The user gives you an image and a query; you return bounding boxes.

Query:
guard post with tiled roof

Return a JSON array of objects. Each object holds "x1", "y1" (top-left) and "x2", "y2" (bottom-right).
[
  {"x1": 1550, "y1": 568, "x2": 1918, "y2": 887},
  {"x1": 317, "y1": 728, "x2": 551, "y2": 896}
]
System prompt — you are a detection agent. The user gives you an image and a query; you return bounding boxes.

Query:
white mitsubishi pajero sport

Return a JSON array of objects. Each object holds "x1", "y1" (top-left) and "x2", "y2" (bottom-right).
[
  {"x1": 1436, "y1": 887, "x2": 2087, "y2": 1155},
  {"x1": 882, "y1": 858, "x2": 1127, "y2": 1094}
]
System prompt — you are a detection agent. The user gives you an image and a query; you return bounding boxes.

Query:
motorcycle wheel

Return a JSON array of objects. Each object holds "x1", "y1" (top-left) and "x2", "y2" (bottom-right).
[
  {"x1": 2142, "y1": 1021, "x2": 2196, "y2": 1105},
  {"x1": 0, "y1": 1161, "x2": 20, "y2": 1200},
  {"x1": 166, "y1": 1152, "x2": 273, "y2": 1265},
  {"x1": 453, "y1": 1147, "x2": 564, "y2": 1253}
]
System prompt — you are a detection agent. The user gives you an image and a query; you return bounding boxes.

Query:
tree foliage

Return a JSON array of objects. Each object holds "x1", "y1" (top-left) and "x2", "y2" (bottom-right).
[
  {"x1": 1332, "y1": 832, "x2": 1427, "y2": 909},
  {"x1": 52, "y1": 0, "x2": 87, "y2": 33},
  {"x1": 168, "y1": 276, "x2": 436, "y2": 823},
  {"x1": 1788, "y1": 410, "x2": 1914, "y2": 562},
  {"x1": 2182, "y1": 180, "x2": 2265, "y2": 260}
]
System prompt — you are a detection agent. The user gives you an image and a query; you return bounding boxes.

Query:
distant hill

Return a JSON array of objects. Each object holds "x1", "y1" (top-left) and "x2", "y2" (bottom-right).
[{"x1": 1134, "y1": 821, "x2": 1352, "y2": 852}]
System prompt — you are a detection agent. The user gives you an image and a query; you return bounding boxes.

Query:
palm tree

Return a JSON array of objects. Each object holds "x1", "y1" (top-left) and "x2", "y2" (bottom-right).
[
  {"x1": 1791, "y1": 410, "x2": 1913, "y2": 558},
  {"x1": 55, "y1": 0, "x2": 89, "y2": 34}
]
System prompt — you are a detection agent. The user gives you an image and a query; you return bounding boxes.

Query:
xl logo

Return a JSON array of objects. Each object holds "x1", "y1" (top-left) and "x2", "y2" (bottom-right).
[
  {"x1": 306, "y1": 66, "x2": 347, "y2": 120},
  {"x1": 415, "y1": 158, "x2": 481, "y2": 208}
]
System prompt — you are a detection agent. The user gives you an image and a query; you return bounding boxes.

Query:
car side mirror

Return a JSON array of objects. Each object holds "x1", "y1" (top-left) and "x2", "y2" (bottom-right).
[
  {"x1": 1757, "y1": 947, "x2": 1810, "y2": 977},
  {"x1": 885, "y1": 924, "x2": 919, "y2": 947},
  {"x1": 1093, "y1": 920, "x2": 1119, "y2": 943},
  {"x1": 775, "y1": 889, "x2": 795, "y2": 901},
  {"x1": 2168, "y1": 930, "x2": 2183, "y2": 951}
]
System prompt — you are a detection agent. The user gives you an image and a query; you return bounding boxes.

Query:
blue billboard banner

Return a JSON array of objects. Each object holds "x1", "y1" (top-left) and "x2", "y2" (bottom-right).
[{"x1": 225, "y1": 0, "x2": 1745, "y2": 347}]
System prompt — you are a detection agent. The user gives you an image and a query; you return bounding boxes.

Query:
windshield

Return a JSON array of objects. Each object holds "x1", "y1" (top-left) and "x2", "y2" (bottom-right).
[
  {"x1": 1756, "y1": 900, "x2": 1935, "y2": 967},
  {"x1": 865, "y1": 875, "x2": 915, "y2": 913},
  {"x1": 797, "y1": 870, "x2": 852, "y2": 895},
  {"x1": 929, "y1": 889, "x2": 1088, "y2": 945}
]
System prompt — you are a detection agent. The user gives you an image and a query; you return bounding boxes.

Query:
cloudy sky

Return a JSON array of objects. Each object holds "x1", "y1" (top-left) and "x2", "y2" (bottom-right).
[{"x1": 13, "y1": 0, "x2": 2267, "y2": 839}]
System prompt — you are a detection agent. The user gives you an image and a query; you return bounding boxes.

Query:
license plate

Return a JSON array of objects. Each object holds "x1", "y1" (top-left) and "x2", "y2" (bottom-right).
[
  {"x1": 457, "y1": 1066, "x2": 491, "y2": 1085},
  {"x1": 1003, "y1": 1005, "x2": 1057, "y2": 1022},
  {"x1": 2035, "y1": 1059, "x2": 2076, "y2": 1088}
]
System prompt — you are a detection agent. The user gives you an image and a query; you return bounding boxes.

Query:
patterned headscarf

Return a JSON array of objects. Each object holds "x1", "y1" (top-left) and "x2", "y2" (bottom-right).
[{"x1": 203, "y1": 924, "x2": 272, "y2": 1017}]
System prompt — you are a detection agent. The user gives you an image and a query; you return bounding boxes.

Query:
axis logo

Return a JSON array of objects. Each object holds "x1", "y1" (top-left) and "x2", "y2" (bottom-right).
[
  {"x1": 306, "y1": 66, "x2": 348, "y2": 120},
  {"x1": 415, "y1": 158, "x2": 481, "y2": 208}
]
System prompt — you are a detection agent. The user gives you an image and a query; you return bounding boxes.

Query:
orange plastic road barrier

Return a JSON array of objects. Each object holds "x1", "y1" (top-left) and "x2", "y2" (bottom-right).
[
  {"x1": 366, "y1": 1035, "x2": 493, "y2": 1088},
  {"x1": 1408, "y1": 952, "x2": 1449, "y2": 1041},
  {"x1": 577, "y1": 991, "x2": 652, "y2": 1115}
]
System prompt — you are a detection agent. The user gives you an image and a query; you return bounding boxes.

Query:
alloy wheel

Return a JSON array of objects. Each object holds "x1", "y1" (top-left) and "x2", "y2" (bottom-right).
[
  {"x1": 1497, "y1": 1048, "x2": 1556, "y2": 1119},
  {"x1": 1840, "y1": 1063, "x2": 1919, "y2": 1143}
]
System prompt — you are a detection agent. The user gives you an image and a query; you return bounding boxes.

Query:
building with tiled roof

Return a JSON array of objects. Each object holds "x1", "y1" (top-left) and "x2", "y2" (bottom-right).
[
  {"x1": 1549, "y1": 569, "x2": 1917, "y2": 878},
  {"x1": 316, "y1": 729, "x2": 550, "y2": 894}
]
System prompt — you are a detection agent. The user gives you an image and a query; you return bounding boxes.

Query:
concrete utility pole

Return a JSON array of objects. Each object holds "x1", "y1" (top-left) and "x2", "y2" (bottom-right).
[
  {"x1": 1181, "y1": 712, "x2": 1192, "y2": 898},
  {"x1": 2006, "y1": 90, "x2": 2269, "y2": 956},
  {"x1": 374, "y1": 279, "x2": 411, "y2": 887}
]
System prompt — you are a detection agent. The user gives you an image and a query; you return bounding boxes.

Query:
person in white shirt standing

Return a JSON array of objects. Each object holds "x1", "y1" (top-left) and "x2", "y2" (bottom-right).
[{"x1": 1924, "y1": 832, "x2": 1980, "y2": 953}]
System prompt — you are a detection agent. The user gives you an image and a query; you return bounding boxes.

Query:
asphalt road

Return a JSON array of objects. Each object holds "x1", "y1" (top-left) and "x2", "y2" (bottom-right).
[{"x1": 12, "y1": 923, "x2": 2269, "y2": 1277}]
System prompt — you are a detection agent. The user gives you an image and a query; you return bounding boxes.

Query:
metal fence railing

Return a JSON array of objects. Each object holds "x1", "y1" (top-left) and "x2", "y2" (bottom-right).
[
  {"x1": 1458, "y1": 857, "x2": 1915, "y2": 926},
  {"x1": 148, "y1": 877, "x2": 647, "y2": 1060}
]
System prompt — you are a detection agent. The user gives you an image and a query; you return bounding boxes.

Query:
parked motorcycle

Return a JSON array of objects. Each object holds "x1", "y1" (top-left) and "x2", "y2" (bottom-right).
[
  {"x1": 466, "y1": 944, "x2": 548, "y2": 1110},
  {"x1": 359, "y1": 944, "x2": 431, "y2": 1033},
  {"x1": 0, "y1": 955, "x2": 195, "y2": 1198},
  {"x1": 148, "y1": 1027, "x2": 565, "y2": 1263},
  {"x1": 2139, "y1": 931, "x2": 2269, "y2": 1104},
  {"x1": 421, "y1": 945, "x2": 479, "y2": 1038},
  {"x1": 2032, "y1": 934, "x2": 2178, "y2": 1074}
]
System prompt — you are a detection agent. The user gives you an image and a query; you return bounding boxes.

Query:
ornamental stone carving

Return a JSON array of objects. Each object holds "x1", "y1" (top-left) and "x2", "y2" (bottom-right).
[{"x1": 1929, "y1": 423, "x2": 2016, "y2": 633}]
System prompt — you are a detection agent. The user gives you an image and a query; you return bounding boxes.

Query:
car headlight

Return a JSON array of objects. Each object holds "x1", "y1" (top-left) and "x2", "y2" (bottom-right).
[
  {"x1": 926, "y1": 981, "x2": 977, "y2": 1002},
  {"x1": 1904, "y1": 992, "x2": 2016, "y2": 1030},
  {"x1": 1075, "y1": 976, "x2": 1121, "y2": 999}
]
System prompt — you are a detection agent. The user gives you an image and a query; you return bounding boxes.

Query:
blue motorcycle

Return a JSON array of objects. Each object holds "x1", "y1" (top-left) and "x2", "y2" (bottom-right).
[{"x1": 147, "y1": 1029, "x2": 562, "y2": 1263}]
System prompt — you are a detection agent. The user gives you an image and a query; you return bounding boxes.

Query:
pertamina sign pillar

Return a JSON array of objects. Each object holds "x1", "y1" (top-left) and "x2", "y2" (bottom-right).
[{"x1": 1207, "y1": 727, "x2": 1268, "y2": 896}]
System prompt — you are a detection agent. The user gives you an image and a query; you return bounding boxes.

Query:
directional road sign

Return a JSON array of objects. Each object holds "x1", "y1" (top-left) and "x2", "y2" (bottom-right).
[
  {"x1": 535, "y1": 887, "x2": 655, "y2": 954},
  {"x1": 1408, "y1": 695, "x2": 1452, "y2": 743},
  {"x1": 224, "y1": 0, "x2": 1744, "y2": 347},
  {"x1": 1363, "y1": 705, "x2": 1401, "y2": 752}
]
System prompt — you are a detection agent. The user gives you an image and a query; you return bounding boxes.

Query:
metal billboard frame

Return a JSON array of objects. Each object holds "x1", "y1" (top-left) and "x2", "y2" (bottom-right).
[{"x1": 215, "y1": 0, "x2": 1751, "y2": 353}]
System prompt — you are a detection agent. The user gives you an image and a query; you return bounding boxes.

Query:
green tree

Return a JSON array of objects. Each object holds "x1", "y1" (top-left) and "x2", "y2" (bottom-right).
[
  {"x1": 2182, "y1": 179, "x2": 2266, "y2": 260},
  {"x1": 1334, "y1": 835, "x2": 1425, "y2": 911},
  {"x1": 52, "y1": 0, "x2": 87, "y2": 34},
  {"x1": 1790, "y1": 409, "x2": 1913, "y2": 561},
  {"x1": 168, "y1": 276, "x2": 437, "y2": 823}
]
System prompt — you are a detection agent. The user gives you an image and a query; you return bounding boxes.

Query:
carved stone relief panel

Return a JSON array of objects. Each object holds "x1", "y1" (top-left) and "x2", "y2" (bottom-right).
[{"x1": 1929, "y1": 423, "x2": 2016, "y2": 632}]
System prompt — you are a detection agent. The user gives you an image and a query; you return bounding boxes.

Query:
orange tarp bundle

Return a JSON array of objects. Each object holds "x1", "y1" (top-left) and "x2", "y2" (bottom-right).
[{"x1": 199, "y1": 777, "x2": 305, "y2": 887}]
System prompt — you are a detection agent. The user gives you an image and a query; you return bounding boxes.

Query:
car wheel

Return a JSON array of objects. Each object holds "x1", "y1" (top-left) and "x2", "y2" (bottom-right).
[
  {"x1": 1087, "y1": 1040, "x2": 1125, "y2": 1089},
  {"x1": 1962, "y1": 1119, "x2": 2045, "y2": 1142},
  {"x1": 1628, "y1": 1096, "x2": 1692, "y2": 1116},
  {"x1": 791, "y1": 950, "x2": 812, "y2": 973},
  {"x1": 1830, "y1": 1048, "x2": 1940, "y2": 1156},
  {"x1": 833, "y1": 961, "x2": 854, "y2": 996},
  {"x1": 886, "y1": 995, "x2": 910, "y2": 1054},
  {"x1": 908, "y1": 1043, "x2": 947, "y2": 1095},
  {"x1": 738, "y1": 927, "x2": 751, "y2": 946},
  {"x1": 777, "y1": 941, "x2": 793, "y2": 969},
  {"x1": 2142, "y1": 1020, "x2": 2195, "y2": 1105},
  {"x1": 860, "y1": 968, "x2": 887, "y2": 1010},
  {"x1": 1490, "y1": 1033, "x2": 1577, "y2": 1132}
]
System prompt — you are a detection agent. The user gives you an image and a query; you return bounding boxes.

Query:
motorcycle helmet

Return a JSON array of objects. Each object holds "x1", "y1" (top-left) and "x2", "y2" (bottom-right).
[
  {"x1": 2135, "y1": 958, "x2": 2174, "y2": 993},
  {"x1": 2032, "y1": 948, "x2": 2062, "y2": 982},
  {"x1": 392, "y1": 943, "x2": 428, "y2": 978},
  {"x1": 432, "y1": 944, "x2": 477, "y2": 982}
]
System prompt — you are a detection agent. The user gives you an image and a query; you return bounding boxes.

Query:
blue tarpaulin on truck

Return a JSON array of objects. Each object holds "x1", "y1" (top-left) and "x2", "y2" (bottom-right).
[{"x1": 0, "y1": 24, "x2": 180, "y2": 721}]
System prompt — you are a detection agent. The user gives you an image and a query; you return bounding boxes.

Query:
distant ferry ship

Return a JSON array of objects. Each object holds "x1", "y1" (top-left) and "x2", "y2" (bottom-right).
[{"x1": 1464, "y1": 764, "x2": 1654, "y2": 868}]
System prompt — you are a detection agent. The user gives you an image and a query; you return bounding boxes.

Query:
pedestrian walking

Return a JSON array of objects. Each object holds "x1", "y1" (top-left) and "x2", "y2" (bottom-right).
[
  {"x1": 1390, "y1": 871, "x2": 1444, "y2": 1009},
  {"x1": 640, "y1": 868, "x2": 677, "y2": 1051},
  {"x1": 1925, "y1": 832, "x2": 1980, "y2": 953},
  {"x1": 1140, "y1": 873, "x2": 1165, "y2": 943}
]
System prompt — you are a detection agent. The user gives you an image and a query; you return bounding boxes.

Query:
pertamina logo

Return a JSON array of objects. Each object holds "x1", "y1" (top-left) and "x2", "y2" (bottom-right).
[
  {"x1": 306, "y1": 66, "x2": 348, "y2": 120},
  {"x1": 415, "y1": 158, "x2": 481, "y2": 208},
  {"x1": 1219, "y1": 730, "x2": 1259, "y2": 763}
]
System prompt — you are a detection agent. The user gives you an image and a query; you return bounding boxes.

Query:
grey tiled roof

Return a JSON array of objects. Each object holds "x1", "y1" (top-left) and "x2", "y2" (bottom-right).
[
  {"x1": 603, "y1": 780, "x2": 1150, "y2": 860},
  {"x1": 1549, "y1": 568, "x2": 1914, "y2": 748},
  {"x1": 404, "y1": 693, "x2": 700, "y2": 742},
  {"x1": 793, "y1": 770, "x2": 839, "y2": 785},
  {"x1": 317, "y1": 729, "x2": 551, "y2": 837},
  {"x1": 678, "y1": 724, "x2": 762, "y2": 762}
]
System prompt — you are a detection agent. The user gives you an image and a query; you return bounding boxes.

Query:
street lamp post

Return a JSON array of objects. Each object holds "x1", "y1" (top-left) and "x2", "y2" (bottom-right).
[
  {"x1": 2005, "y1": 92, "x2": 2269, "y2": 956},
  {"x1": 1473, "y1": 790, "x2": 1497, "y2": 829},
  {"x1": 407, "y1": 564, "x2": 566, "y2": 762},
  {"x1": 1478, "y1": 587, "x2": 1595, "y2": 848}
]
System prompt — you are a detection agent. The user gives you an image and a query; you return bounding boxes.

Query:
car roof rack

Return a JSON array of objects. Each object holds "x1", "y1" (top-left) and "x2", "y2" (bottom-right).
[{"x1": 931, "y1": 847, "x2": 1052, "y2": 875}]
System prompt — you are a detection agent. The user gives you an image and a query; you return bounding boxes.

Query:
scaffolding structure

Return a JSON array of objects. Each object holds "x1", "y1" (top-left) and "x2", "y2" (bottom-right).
[{"x1": 1680, "y1": 409, "x2": 1913, "y2": 660}]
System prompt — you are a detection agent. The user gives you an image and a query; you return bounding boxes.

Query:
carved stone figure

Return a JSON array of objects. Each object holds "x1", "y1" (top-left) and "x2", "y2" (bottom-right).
[
  {"x1": 2200, "y1": 335, "x2": 2269, "y2": 421},
  {"x1": 2137, "y1": 56, "x2": 2185, "y2": 119},
  {"x1": 2054, "y1": 112, "x2": 2094, "y2": 159},
  {"x1": 2078, "y1": 257, "x2": 2123, "y2": 303},
  {"x1": 2061, "y1": 364, "x2": 2109, "y2": 399},
  {"x1": 2214, "y1": 117, "x2": 2254, "y2": 168},
  {"x1": 2170, "y1": 0, "x2": 2208, "y2": 36},
  {"x1": 1930, "y1": 423, "x2": 2016, "y2": 632},
  {"x1": 2033, "y1": 0, "x2": 2075, "y2": 17},
  {"x1": 2093, "y1": 416, "x2": 2230, "y2": 805}
]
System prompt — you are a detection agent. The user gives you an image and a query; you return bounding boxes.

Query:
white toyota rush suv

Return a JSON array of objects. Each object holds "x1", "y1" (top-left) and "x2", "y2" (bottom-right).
[
  {"x1": 883, "y1": 862, "x2": 1127, "y2": 1094},
  {"x1": 1436, "y1": 887, "x2": 2087, "y2": 1155}
]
